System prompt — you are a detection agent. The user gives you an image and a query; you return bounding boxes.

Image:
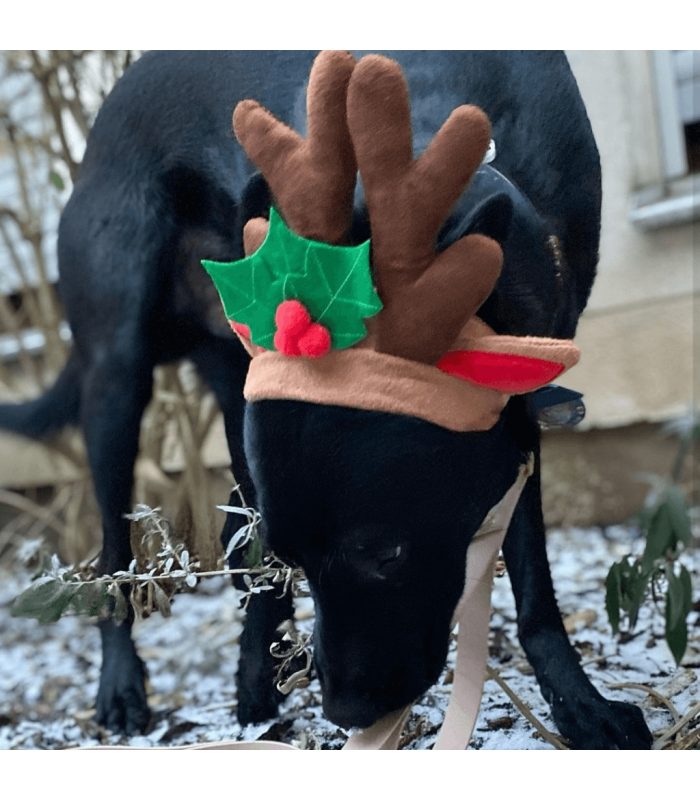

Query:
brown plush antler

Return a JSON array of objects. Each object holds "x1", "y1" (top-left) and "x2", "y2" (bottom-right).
[
  {"x1": 346, "y1": 55, "x2": 504, "y2": 365},
  {"x1": 234, "y1": 53, "x2": 580, "y2": 429},
  {"x1": 233, "y1": 50, "x2": 357, "y2": 246}
]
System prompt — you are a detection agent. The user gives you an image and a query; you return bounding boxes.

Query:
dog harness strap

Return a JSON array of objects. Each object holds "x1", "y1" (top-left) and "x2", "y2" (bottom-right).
[{"x1": 433, "y1": 454, "x2": 534, "y2": 749}]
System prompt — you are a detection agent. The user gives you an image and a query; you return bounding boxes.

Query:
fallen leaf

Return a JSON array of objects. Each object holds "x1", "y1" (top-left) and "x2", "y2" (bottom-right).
[{"x1": 563, "y1": 609, "x2": 597, "y2": 634}]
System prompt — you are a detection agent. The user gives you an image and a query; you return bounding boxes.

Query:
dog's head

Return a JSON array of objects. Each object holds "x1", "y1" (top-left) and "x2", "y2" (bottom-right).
[
  {"x1": 205, "y1": 51, "x2": 580, "y2": 729},
  {"x1": 245, "y1": 397, "x2": 533, "y2": 727}
]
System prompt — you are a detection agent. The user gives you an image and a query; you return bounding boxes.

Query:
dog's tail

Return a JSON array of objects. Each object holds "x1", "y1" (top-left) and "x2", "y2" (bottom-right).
[{"x1": 0, "y1": 350, "x2": 81, "y2": 439}]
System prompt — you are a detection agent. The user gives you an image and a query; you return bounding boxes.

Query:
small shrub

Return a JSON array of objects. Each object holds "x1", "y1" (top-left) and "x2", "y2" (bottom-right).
[{"x1": 605, "y1": 413, "x2": 697, "y2": 665}]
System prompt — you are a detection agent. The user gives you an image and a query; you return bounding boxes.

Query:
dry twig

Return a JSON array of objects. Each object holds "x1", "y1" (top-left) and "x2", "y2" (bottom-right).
[
  {"x1": 653, "y1": 699, "x2": 700, "y2": 750},
  {"x1": 607, "y1": 681, "x2": 681, "y2": 726},
  {"x1": 485, "y1": 665, "x2": 570, "y2": 750}
]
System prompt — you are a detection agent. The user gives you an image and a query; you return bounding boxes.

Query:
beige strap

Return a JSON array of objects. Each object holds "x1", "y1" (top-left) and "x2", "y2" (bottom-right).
[
  {"x1": 82, "y1": 741, "x2": 297, "y2": 750},
  {"x1": 433, "y1": 454, "x2": 533, "y2": 749}
]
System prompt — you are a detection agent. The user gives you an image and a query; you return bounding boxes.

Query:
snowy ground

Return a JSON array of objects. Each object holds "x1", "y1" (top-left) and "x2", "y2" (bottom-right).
[{"x1": 0, "y1": 525, "x2": 698, "y2": 750}]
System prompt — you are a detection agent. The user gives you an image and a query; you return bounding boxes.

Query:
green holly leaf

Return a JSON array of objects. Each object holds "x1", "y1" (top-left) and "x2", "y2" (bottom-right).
[
  {"x1": 202, "y1": 208, "x2": 382, "y2": 351},
  {"x1": 285, "y1": 235, "x2": 381, "y2": 349}
]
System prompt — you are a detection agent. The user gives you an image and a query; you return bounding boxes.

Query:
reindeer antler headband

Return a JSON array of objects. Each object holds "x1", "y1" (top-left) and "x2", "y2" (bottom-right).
[{"x1": 203, "y1": 51, "x2": 580, "y2": 432}]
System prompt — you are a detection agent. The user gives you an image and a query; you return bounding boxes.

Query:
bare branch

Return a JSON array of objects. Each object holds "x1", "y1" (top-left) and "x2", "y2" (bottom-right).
[
  {"x1": 62, "y1": 53, "x2": 92, "y2": 139},
  {"x1": 28, "y1": 51, "x2": 80, "y2": 182}
]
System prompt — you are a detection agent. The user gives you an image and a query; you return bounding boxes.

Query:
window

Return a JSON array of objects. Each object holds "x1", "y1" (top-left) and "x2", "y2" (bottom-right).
[
  {"x1": 674, "y1": 50, "x2": 700, "y2": 173},
  {"x1": 629, "y1": 50, "x2": 699, "y2": 229}
]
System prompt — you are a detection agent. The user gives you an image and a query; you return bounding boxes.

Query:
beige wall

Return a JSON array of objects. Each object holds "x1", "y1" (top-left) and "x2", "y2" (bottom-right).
[{"x1": 561, "y1": 51, "x2": 696, "y2": 428}]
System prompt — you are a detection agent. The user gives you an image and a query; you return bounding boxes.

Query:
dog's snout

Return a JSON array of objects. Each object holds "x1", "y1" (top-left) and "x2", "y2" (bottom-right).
[{"x1": 321, "y1": 688, "x2": 385, "y2": 731}]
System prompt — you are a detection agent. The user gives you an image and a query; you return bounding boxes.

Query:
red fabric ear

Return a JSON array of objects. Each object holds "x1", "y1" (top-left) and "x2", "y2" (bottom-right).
[
  {"x1": 437, "y1": 350, "x2": 566, "y2": 393},
  {"x1": 230, "y1": 321, "x2": 251, "y2": 339}
]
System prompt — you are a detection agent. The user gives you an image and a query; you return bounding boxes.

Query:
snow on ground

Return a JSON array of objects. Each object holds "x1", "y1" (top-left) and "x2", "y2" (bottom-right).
[{"x1": 0, "y1": 525, "x2": 698, "y2": 750}]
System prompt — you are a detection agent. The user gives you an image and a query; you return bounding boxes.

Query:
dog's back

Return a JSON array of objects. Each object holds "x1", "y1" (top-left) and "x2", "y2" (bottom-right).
[{"x1": 60, "y1": 50, "x2": 599, "y2": 363}]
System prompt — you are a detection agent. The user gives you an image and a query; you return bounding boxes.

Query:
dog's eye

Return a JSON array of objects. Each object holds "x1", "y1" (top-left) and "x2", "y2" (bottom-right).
[
  {"x1": 376, "y1": 545, "x2": 402, "y2": 569},
  {"x1": 347, "y1": 542, "x2": 407, "y2": 580}
]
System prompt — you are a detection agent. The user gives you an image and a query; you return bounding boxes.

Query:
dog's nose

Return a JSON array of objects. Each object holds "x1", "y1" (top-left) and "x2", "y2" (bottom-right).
[
  {"x1": 315, "y1": 660, "x2": 392, "y2": 730},
  {"x1": 322, "y1": 692, "x2": 384, "y2": 731},
  {"x1": 313, "y1": 660, "x2": 372, "y2": 729}
]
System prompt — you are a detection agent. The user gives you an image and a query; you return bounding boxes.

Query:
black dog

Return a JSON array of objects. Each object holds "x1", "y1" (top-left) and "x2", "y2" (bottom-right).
[{"x1": 0, "y1": 51, "x2": 653, "y2": 748}]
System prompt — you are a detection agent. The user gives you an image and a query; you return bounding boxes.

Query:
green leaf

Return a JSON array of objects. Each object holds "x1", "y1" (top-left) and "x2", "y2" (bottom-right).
[
  {"x1": 642, "y1": 502, "x2": 674, "y2": 570},
  {"x1": 607, "y1": 556, "x2": 652, "y2": 632},
  {"x1": 666, "y1": 621, "x2": 688, "y2": 666},
  {"x1": 605, "y1": 562, "x2": 622, "y2": 634},
  {"x1": 50, "y1": 171, "x2": 64, "y2": 190},
  {"x1": 636, "y1": 503, "x2": 656, "y2": 532},
  {"x1": 202, "y1": 217, "x2": 289, "y2": 349},
  {"x1": 71, "y1": 582, "x2": 111, "y2": 617},
  {"x1": 665, "y1": 485, "x2": 691, "y2": 548},
  {"x1": 284, "y1": 233, "x2": 380, "y2": 349},
  {"x1": 245, "y1": 532, "x2": 264, "y2": 569},
  {"x1": 640, "y1": 486, "x2": 691, "y2": 570},
  {"x1": 202, "y1": 208, "x2": 381, "y2": 351},
  {"x1": 665, "y1": 567, "x2": 687, "y2": 632},
  {"x1": 679, "y1": 564, "x2": 693, "y2": 616},
  {"x1": 620, "y1": 557, "x2": 650, "y2": 608},
  {"x1": 664, "y1": 564, "x2": 692, "y2": 664},
  {"x1": 10, "y1": 576, "x2": 80, "y2": 624}
]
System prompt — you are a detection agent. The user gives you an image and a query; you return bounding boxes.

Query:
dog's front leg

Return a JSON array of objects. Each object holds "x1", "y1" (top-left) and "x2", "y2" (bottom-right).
[
  {"x1": 220, "y1": 504, "x2": 296, "y2": 726},
  {"x1": 236, "y1": 584, "x2": 296, "y2": 724},
  {"x1": 502, "y1": 450, "x2": 653, "y2": 749}
]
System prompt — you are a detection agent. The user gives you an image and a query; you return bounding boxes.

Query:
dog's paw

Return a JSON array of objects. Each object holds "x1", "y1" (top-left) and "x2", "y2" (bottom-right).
[
  {"x1": 236, "y1": 651, "x2": 282, "y2": 726},
  {"x1": 552, "y1": 694, "x2": 653, "y2": 750},
  {"x1": 236, "y1": 687, "x2": 281, "y2": 726},
  {"x1": 96, "y1": 622, "x2": 151, "y2": 735},
  {"x1": 96, "y1": 653, "x2": 150, "y2": 735}
]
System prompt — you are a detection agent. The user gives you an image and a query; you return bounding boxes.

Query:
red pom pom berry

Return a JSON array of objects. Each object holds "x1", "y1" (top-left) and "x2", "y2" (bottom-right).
[
  {"x1": 274, "y1": 328, "x2": 301, "y2": 356},
  {"x1": 272, "y1": 299, "x2": 332, "y2": 358},
  {"x1": 275, "y1": 300, "x2": 311, "y2": 338},
  {"x1": 297, "y1": 322, "x2": 332, "y2": 358}
]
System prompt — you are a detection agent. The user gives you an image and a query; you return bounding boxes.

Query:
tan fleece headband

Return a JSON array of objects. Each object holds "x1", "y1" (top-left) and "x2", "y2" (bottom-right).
[
  {"x1": 242, "y1": 321, "x2": 579, "y2": 431},
  {"x1": 203, "y1": 50, "x2": 580, "y2": 431},
  {"x1": 239, "y1": 313, "x2": 578, "y2": 431},
  {"x1": 245, "y1": 348, "x2": 507, "y2": 432}
]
